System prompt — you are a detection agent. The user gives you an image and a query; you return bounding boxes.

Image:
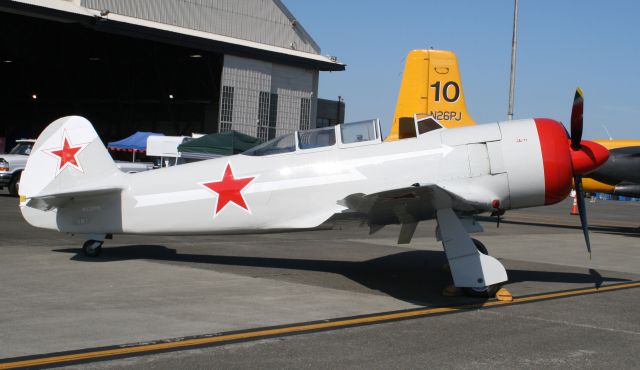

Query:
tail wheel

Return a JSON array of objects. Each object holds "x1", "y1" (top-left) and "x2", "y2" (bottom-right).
[
  {"x1": 463, "y1": 238, "x2": 500, "y2": 297},
  {"x1": 82, "y1": 240, "x2": 103, "y2": 257}
]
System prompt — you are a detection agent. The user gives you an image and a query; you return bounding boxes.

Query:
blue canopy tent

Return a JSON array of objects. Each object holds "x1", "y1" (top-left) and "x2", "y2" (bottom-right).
[{"x1": 108, "y1": 131, "x2": 164, "y2": 161}]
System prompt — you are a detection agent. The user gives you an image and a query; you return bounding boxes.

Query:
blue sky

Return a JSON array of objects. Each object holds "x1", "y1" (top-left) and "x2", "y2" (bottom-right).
[{"x1": 283, "y1": 0, "x2": 640, "y2": 139}]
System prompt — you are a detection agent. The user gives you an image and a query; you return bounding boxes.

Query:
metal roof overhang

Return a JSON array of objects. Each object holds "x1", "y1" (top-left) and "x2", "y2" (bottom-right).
[{"x1": 1, "y1": 0, "x2": 346, "y2": 71}]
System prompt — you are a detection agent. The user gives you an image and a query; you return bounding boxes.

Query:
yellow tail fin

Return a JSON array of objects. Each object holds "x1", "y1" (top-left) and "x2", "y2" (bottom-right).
[{"x1": 387, "y1": 50, "x2": 476, "y2": 141}]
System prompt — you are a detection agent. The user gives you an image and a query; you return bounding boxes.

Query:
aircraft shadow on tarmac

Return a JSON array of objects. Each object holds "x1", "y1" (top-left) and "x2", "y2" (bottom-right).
[
  {"x1": 54, "y1": 246, "x2": 629, "y2": 306},
  {"x1": 478, "y1": 216, "x2": 640, "y2": 238}
]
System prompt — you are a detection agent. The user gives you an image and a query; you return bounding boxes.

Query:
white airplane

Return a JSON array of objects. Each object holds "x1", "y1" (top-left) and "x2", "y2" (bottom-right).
[{"x1": 18, "y1": 92, "x2": 608, "y2": 297}]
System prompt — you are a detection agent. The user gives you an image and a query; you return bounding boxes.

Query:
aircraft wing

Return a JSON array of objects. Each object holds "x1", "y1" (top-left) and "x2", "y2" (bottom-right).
[
  {"x1": 341, "y1": 184, "x2": 454, "y2": 215},
  {"x1": 340, "y1": 184, "x2": 472, "y2": 244}
]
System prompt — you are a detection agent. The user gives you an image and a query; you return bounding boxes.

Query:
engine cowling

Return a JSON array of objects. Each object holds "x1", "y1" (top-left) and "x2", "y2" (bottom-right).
[
  {"x1": 498, "y1": 118, "x2": 608, "y2": 209},
  {"x1": 533, "y1": 118, "x2": 574, "y2": 205}
]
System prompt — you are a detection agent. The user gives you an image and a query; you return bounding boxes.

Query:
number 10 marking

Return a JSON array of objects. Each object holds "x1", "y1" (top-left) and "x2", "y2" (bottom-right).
[{"x1": 430, "y1": 81, "x2": 460, "y2": 103}]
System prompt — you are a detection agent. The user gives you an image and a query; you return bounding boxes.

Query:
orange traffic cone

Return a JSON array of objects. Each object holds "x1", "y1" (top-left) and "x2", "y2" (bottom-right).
[{"x1": 570, "y1": 192, "x2": 578, "y2": 215}]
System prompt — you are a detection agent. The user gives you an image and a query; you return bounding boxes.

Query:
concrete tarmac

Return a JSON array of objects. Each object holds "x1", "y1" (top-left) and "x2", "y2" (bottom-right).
[{"x1": 0, "y1": 191, "x2": 638, "y2": 368}]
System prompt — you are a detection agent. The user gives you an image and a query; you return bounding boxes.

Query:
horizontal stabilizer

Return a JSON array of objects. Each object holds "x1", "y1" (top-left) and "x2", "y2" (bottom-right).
[{"x1": 26, "y1": 186, "x2": 123, "y2": 211}]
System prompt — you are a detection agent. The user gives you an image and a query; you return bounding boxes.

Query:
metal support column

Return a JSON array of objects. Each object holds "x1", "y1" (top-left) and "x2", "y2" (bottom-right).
[{"x1": 507, "y1": 0, "x2": 519, "y2": 120}]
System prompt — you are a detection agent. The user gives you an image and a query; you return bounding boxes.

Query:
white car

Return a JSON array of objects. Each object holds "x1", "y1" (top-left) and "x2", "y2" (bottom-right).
[{"x1": 0, "y1": 139, "x2": 35, "y2": 196}]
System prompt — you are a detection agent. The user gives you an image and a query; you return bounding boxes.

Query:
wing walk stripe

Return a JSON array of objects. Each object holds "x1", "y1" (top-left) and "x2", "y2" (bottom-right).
[{"x1": 1, "y1": 281, "x2": 638, "y2": 369}]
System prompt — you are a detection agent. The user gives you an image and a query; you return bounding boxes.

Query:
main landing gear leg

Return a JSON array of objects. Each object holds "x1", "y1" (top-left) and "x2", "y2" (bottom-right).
[
  {"x1": 82, "y1": 234, "x2": 106, "y2": 257},
  {"x1": 436, "y1": 208, "x2": 508, "y2": 298}
]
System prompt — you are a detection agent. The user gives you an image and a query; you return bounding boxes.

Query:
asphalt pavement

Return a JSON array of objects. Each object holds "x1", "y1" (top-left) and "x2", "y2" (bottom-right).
[{"x1": 0, "y1": 190, "x2": 638, "y2": 369}]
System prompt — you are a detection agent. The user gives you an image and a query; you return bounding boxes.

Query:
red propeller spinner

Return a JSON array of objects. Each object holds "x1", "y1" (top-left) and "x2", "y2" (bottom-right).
[{"x1": 570, "y1": 139, "x2": 609, "y2": 176}]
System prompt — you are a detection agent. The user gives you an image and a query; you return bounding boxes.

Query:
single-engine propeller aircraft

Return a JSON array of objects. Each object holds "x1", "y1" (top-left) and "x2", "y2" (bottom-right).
[{"x1": 19, "y1": 91, "x2": 608, "y2": 298}]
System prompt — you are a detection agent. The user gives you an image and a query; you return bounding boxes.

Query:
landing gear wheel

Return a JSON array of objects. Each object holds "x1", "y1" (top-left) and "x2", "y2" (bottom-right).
[
  {"x1": 463, "y1": 284, "x2": 502, "y2": 298},
  {"x1": 463, "y1": 239, "x2": 498, "y2": 297},
  {"x1": 471, "y1": 238, "x2": 488, "y2": 255},
  {"x1": 82, "y1": 240, "x2": 103, "y2": 257}
]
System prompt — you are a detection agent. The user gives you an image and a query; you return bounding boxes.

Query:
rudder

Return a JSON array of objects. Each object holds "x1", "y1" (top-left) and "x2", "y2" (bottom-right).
[
  {"x1": 20, "y1": 115, "x2": 122, "y2": 199},
  {"x1": 387, "y1": 50, "x2": 476, "y2": 141}
]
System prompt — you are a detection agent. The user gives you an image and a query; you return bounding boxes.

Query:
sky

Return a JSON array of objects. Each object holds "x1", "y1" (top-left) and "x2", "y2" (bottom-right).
[{"x1": 283, "y1": 0, "x2": 640, "y2": 140}]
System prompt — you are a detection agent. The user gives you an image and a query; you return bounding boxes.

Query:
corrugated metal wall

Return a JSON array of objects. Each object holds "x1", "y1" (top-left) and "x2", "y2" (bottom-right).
[
  {"x1": 219, "y1": 55, "x2": 272, "y2": 137},
  {"x1": 221, "y1": 55, "x2": 316, "y2": 138},
  {"x1": 81, "y1": 0, "x2": 320, "y2": 54}
]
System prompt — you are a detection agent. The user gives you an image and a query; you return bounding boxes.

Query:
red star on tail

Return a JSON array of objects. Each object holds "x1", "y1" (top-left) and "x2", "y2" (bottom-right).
[
  {"x1": 202, "y1": 163, "x2": 255, "y2": 215},
  {"x1": 46, "y1": 132, "x2": 88, "y2": 175}
]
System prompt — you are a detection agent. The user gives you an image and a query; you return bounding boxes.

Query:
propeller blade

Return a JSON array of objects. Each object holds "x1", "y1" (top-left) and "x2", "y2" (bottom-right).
[
  {"x1": 570, "y1": 88, "x2": 584, "y2": 150},
  {"x1": 574, "y1": 175, "x2": 591, "y2": 259}
]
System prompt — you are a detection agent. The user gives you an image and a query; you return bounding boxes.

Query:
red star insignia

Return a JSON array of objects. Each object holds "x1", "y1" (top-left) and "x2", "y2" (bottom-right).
[
  {"x1": 45, "y1": 131, "x2": 88, "y2": 175},
  {"x1": 202, "y1": 163, "x2": 256, "y2": 216}
]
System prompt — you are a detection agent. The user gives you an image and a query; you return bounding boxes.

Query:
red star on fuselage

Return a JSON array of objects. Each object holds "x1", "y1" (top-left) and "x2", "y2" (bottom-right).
[
  {"x1": 46, "y1": 132, "x2": 88, "y2": 175},
  {"x1": 202, "y1": 163, "x2": 255, "y2": 215}
]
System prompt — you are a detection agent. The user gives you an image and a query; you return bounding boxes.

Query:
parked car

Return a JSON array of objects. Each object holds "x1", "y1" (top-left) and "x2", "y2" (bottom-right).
[{"x1": 0, "y1": 139, "x2": 35, "y2": 196}]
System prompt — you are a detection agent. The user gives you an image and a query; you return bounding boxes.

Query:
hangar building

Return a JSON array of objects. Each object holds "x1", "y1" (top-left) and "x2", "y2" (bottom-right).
[{"x1": 0, "y1": 0, "x2": 344, "y2": 150}]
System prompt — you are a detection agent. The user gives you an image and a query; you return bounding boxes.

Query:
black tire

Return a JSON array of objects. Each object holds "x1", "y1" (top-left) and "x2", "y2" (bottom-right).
[
  {"x1": 471, "y1": 238, "x2": 488, "y2": 255},
  {"x1": 8, "y1": 172, "x2": 20, "y2": 197},
  {"x1": 82, "y1": 240, "x2": 103, "y2": 257},
  {"x1": 463, "y1": 284, "x2": 501, "y2": 298}
]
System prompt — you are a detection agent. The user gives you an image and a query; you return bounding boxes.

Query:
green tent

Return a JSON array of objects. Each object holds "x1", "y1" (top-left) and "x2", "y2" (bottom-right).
[{"x1": 177, "y1": 131, "x2": 263, "y2": 157}]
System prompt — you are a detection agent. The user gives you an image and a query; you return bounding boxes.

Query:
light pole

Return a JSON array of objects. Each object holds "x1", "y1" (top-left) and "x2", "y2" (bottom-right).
[{"x1": 508, "y1": 0, "x2": 519, "y2": 120}]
